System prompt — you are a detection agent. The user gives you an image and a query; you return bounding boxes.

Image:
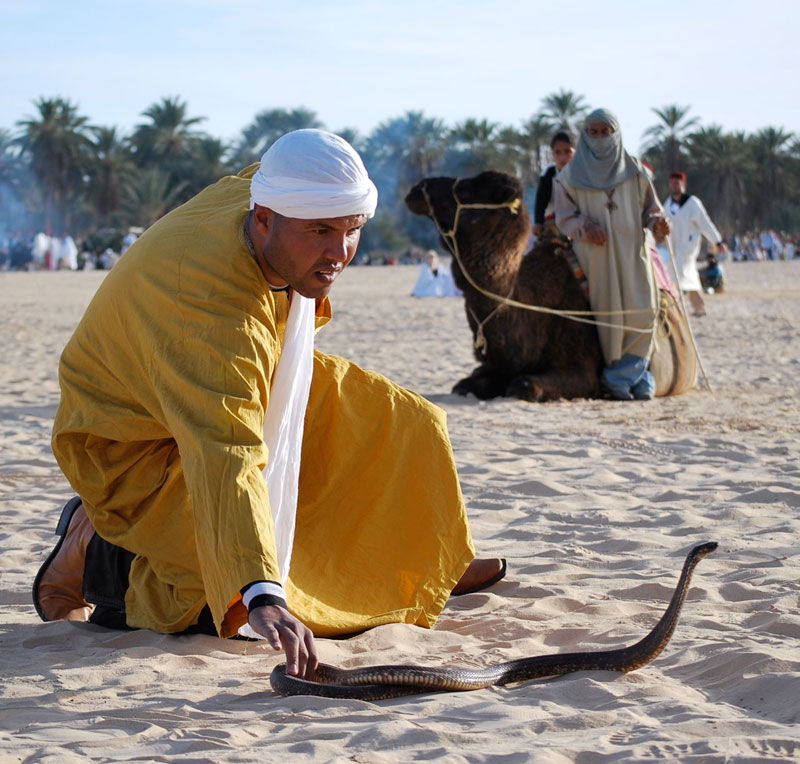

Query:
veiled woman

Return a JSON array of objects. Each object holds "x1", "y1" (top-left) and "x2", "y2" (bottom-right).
[{"x1": 554, "y1": 108, "x2": 671, "y2": 400}]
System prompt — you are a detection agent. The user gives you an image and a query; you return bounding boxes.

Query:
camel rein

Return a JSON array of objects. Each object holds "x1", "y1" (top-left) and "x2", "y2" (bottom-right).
[{"x1": 420, "y1": 180, "x2": 660, "y2": 342}]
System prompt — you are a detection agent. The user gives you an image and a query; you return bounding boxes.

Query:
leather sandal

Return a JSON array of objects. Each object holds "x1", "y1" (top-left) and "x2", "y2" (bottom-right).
[
  {"x1": 451, "y1": 558, "x2": 507, "y2": 596},
  {"x1": 32, "y1": 496, "x2": 94, "y2": 622}
]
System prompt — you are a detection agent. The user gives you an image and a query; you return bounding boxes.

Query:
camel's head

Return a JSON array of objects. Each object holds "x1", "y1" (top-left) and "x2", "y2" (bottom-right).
[
  {"x1": 406, "y1": 171, "x2": 523, "y2": 225},
  {"x1": 405, "y1": 171, "x2": 529, "y2": 256}
]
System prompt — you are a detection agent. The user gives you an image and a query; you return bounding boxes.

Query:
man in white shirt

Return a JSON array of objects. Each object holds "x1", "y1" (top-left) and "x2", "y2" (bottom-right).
[{"x1": 663, "y1": 172, "x2": 727, "y2": 316}]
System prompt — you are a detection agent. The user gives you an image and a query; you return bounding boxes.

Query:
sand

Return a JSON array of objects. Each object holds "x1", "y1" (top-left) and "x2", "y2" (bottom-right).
[{"x1": 1, "y1": 260, "x2": 799, "y2": 762}]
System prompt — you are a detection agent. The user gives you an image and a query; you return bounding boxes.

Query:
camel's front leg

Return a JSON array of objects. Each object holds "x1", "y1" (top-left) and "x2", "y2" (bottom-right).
[
  {"x1": 453, "y1": 366, "x2": 508, "y2": 400},
  {"x1": 504, "y1": 369, "x2": 599, "y2": 402}
]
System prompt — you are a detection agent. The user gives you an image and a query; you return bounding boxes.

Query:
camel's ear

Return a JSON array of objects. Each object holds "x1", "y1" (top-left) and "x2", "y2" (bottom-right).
[
  {"x1": 405, "y1": 182, "x2": 430, "y2": 216},
  {"x1": 472, "y1": 171, "x2": 523, "y2": 203}
]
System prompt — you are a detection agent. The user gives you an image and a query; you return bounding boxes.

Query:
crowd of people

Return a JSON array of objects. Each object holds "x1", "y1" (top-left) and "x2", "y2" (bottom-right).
[
  {"x1": 1, "y1": 231, "x2": 80, "y2": 271},
  {"x1": 730, "y1": 230, "x2": 798, "y2": 261},
  {"x1": 0, "y1": 229, "x2": 137, "y2": 271}
]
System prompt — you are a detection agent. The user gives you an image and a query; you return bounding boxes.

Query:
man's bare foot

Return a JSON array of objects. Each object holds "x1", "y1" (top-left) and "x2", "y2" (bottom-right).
[
  {"x1": 451, "y1": 557, "x2": 506, "y2": 596},
  {"x1": 688, "y1": 291, "x2": 706, "y2": 316}
]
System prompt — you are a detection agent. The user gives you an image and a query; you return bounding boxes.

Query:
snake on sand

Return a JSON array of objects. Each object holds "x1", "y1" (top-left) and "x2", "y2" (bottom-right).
[{"x1": 271, "y1": 541, "x2": 717, "y2": 700}]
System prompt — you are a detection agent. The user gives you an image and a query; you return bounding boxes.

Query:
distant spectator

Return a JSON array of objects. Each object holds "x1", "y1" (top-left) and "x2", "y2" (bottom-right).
[
  {"x1": 9, "y1": 231, "x2": 33, "y2": 270},
  {"x1": 53, "y1": 234, "x2": 79, "y2": 270},
  {"x1": 31, "y1": 232, "x2": 50, "y2": 268},
  {"x1": 533, "y1": 131, "x2": 576, "y2": 239},
  {"x1": 700, "y1": 253, "x2": 724, "y2": 293},
  {"x1": 760, "y1": 230, "x2": 775, "y2": 260},
  {"x1": 411, "y1": 250, "x2": 463, "y2": 298},
  {"x1": 663, "y1": 171, "x2": 727, "y2": 317},
  {"x1": 121, "y1": 227, "x2": 142, "y2": 256},
  {"x1": 100, "y1": 248, "x2": 120, "y2": 270}
]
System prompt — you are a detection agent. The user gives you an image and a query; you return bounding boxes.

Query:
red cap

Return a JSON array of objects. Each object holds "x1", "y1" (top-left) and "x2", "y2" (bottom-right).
[{"x1": 669, "y1": 171, "x2": 687, "y2": 182}]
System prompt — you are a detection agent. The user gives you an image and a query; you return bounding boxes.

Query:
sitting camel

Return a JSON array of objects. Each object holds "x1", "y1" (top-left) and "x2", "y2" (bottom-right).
[{"x1": 405, "y1": 170, "x2": 696, "y2": 402}]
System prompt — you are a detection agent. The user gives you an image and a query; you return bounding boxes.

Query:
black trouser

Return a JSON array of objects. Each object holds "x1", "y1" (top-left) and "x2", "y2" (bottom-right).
[{"x1": 83, "y1": 532, "x2": 217, "y2": 636}]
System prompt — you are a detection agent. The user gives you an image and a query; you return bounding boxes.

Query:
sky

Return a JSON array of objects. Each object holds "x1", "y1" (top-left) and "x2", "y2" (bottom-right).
[{"x1": 2, "y1": 0, "x2": 799, "y2": 153}]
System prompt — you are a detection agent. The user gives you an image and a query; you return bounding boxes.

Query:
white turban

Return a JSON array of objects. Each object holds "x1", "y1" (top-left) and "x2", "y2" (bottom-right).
[{"x1": 249, "y1": 129, "x2": 378, "y2": 219}]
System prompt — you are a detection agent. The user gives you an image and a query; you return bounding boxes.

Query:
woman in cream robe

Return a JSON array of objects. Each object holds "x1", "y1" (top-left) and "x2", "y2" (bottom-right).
[{"x1": 554, "y1": 109, "x2": 668, "y2": 400}]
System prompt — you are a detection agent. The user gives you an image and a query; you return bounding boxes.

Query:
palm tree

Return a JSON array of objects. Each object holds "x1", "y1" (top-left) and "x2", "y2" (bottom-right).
[
  {"x1": 0, "y1": 129, "x2": 24, "y2": 197},
  {"x1": 511, "y1": 114, "x2": 557, "y2": 188},
  {"x1": 748, "y1": 126, "x2": 794, "y2": 224},
  {"x1": 131, "y1": 96, "x2": 205, "y2": 167},
  {"x1": 119, "y1": 167, "x2": 188, "y2": 229},
  {"x1": 684, "y1": 126, "x2": 754, "y2": 237},
  {"x1": 641, "y1": 104, "x2": 699, "y2": 176},
  {"x1": 448, "y1": 118, "x2": 501, "y2": 175},
  {"x1": 88, "y1": 126, "x2": 134, "y2": 225},
  {"x1": 362, "y1": 111, "x2": 448, "y2": 250},
  {"x1": 178, "y1": 135, "x2": 232, "y2": 199},
  {"x1": 232, "y1": 107, "x2": 323, "y2": 167},
  {"x1": 537, "y1": 89, "x2": 589, "y2": 133},
  {"x1": 366, "y1": 111, "x2": 448, "y2": 195},
  {"x1": 0, "y1": 129, "x2": 31, "y2": 230},
  {"x1": 15, "y1": 96, "x2": 93, "y2": 231}
]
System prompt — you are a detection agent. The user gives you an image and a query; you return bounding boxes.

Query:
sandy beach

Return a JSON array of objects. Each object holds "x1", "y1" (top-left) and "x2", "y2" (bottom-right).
[{"x1": 1, "y1": 259, "x2": 799, "y2": 762}]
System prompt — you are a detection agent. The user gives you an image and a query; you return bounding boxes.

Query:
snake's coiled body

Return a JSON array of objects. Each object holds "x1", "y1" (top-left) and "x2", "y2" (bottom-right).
[{"x1": 271, "y1": 542, "x2": 717, "y2": 700}]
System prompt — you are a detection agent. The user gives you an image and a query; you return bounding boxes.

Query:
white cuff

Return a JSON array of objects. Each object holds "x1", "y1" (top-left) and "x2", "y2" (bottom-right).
[{"x1": 241, "y1": 581, "x2": 286, "y2": 609}]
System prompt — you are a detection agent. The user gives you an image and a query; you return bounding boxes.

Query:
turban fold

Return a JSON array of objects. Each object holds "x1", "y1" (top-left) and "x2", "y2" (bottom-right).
[{"x1": 250, "y1": 129, "x2": 378, "y2": 219}]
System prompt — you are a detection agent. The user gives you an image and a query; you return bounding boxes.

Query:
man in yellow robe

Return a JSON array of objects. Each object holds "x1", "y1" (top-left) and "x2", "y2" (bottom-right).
[{"x1": 34, "y1": 130, "x2": 504, "y2": 678}]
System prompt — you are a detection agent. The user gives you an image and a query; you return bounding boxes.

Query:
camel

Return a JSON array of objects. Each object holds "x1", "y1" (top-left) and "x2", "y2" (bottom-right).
[{"x1": 405, "y1": 170, "x2": 697, "y2": 402}]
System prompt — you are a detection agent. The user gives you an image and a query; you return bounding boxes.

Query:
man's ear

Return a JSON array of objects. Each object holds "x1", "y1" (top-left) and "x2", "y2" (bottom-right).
[{"x1": 251, "y1": 204, "x2": 276, "y2": 236}]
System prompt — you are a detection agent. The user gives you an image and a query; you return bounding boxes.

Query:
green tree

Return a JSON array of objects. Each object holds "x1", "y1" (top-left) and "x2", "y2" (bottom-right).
[
  {"x1": 15, "y1": 96, "x2": 93, "y2": 231},
  {"x1": 684, "y1": 126, "x2": 754, "y2": 237},
  {"x1": 366, "y1": 111, "x2": 448, "y2": 199},
  {"x1": 0, "y1": 128, "x2": 32, "y2": 230},
  {"x1": 537, "y1": 89, "x2": 588, "y2": 133},
  {"x1": 88, "y1": 126, "x2": 134, "y2": 225},
  {"x1": 130, "y1": 96, "x2": 205, "y2": 167},
  {"x1": 748, "y1": 126, "x2": 795, "y2": 226},
  {"x1": 642, "y1": 104, "x2": 699, "y2": 176},
  {"x1": 448, "y1": 118, "x2": 501, "y2": 175},
  {"x1": 178, "y1": 135, "x2": 232, "y2": 199},
  {"x1": 508, "y1": 114, "x2": 556, "y2": 190},
  {"x1": 119, "y1": 167, "x2": 188, "y2": 229}
]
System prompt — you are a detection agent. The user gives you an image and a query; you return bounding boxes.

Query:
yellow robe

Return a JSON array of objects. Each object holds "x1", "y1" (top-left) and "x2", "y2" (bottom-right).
[{"x1": 52, "y1": 168, "x2": 475, "y2": 638}]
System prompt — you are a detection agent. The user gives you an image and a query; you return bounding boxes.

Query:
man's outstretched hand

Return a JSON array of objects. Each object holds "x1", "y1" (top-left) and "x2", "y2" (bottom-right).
[{"x1": 249, "y1": 604, "x2": 318, "y2": 678}]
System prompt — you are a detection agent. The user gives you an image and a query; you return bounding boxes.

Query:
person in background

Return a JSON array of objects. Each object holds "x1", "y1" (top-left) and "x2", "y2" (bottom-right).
[
  {"x1": 663, "y1": 171, "x2": 727, "y2": 317},
  {"x1": 700, "y1": 252, "x2": 724, "y2": 293},
  {"x1": 759, "y1": 230, "x2": 775, "y2": 261},
  {"x1": 121, "y1": 227, "x2": 140, "y2": 255},
  {"x1": 533, "y1": 131, "x2": 576, "y2": 239}
]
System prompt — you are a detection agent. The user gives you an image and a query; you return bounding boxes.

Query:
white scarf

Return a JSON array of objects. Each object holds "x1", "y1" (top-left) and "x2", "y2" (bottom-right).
[{"x1": 262, "y1": 292, "x2": 316, "y2": 584}]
